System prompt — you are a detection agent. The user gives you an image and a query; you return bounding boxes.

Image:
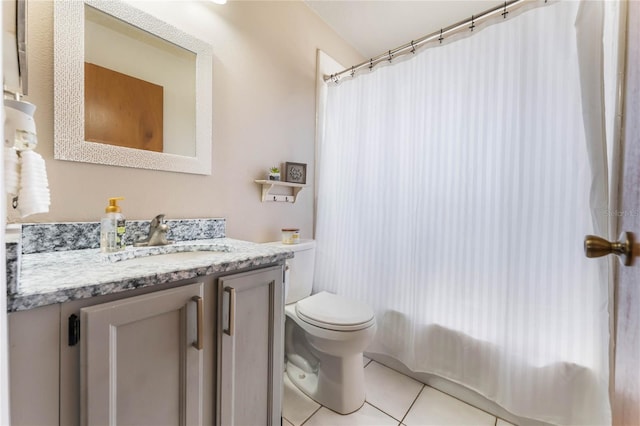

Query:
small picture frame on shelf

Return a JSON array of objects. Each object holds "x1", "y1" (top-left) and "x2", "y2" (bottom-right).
[{"x1": 285, "y1": 162, "x2": 307, "y2": 184}]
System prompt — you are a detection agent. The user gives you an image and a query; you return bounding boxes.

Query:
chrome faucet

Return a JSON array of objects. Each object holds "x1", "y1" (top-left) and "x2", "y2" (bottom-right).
[{"x1": 134, "y1": 214, "x2": 173, "y2": 247}]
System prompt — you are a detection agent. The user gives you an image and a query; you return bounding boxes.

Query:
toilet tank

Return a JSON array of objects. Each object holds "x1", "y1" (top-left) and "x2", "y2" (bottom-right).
[{"x1": 264, "y1": 240, "x2": 315, "y2": 304}]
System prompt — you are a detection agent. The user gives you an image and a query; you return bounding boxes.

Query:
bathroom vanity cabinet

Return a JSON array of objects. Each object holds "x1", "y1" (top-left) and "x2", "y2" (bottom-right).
[{"x1": 8, "y1": 264, "x2": 284, "y2": 426}]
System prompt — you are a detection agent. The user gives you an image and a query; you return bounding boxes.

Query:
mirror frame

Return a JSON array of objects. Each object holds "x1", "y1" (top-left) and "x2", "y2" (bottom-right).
[{"x1": 53, "y1": 0, "x2": 213, "y2": 175}]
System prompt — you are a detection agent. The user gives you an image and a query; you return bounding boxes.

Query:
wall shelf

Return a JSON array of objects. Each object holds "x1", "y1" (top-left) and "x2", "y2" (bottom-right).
[{"x1": 254, "y1": 180, "x2": 307, "y2": 203}]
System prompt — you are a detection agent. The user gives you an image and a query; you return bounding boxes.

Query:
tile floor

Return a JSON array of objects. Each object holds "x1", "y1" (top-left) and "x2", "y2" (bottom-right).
[{"x1": 283, "y1": 357, "x2": 516, "y2": 426}]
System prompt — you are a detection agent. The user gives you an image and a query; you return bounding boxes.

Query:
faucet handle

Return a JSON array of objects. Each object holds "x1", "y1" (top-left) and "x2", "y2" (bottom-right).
[{"x1": 151, "y1": 214, "x2": 166, "y2": 228}]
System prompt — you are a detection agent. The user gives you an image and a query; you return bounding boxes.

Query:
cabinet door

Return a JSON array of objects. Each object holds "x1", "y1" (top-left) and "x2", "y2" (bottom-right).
[
  {"x1": 81, "y1": 282, "x2": 204, "y2": 426},
  {"x1": 217, "y1": 266, "x2": 284, "y2": 426}
]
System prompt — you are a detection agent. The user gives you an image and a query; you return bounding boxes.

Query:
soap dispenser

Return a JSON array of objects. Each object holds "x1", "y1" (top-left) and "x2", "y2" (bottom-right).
[{"x1": 100, "y1": 197, "x2": 126, "y2": 252}]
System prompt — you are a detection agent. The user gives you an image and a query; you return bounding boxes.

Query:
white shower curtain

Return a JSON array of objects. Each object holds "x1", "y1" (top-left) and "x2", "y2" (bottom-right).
[{"x1": 314, "y1": 1, "x2": 611, "y2": 424}]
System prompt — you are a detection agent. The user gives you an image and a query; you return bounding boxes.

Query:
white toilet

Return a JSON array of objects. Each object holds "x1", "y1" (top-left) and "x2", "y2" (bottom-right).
[{"x1": 267, "y1": 240, "x2": 376, "y2": 414}]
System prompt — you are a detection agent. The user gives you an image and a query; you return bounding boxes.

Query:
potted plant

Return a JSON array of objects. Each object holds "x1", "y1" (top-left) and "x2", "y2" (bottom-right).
[{"x1": 268, "y1": 166, "x2": 280, "y2": 181}]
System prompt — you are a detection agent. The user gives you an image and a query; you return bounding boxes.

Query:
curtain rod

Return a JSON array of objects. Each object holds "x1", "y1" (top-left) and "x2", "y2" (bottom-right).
[{"x1": 324, "y1": 0, "x2": 535, "y2": 83}]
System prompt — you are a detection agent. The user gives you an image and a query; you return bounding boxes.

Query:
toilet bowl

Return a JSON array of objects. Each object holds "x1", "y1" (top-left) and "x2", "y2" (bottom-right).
[
  {"x1": 285, "y1": 291, "x2": 376, "y2": 414},
  {"x1": 263, "y1": 240, "x2": 376, "y2": 414}
]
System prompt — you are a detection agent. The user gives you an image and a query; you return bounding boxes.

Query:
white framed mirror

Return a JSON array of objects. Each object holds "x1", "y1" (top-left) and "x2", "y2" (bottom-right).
[{"x1": 53, "y1": 0, "x2": 213, "y2": 175}]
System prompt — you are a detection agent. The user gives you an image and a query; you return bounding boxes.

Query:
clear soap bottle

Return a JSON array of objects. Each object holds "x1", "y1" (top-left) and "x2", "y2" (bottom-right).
[{"x1": 100, "y1": 197, "x2": 126, "y2": 252}]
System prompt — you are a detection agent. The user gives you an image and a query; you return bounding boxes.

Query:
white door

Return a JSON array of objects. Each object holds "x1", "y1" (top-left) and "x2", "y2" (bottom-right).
[
  {"x1": 612, "y1": 2, "x2": 640, "y2": 424},
  {"x1": 81, "y1": 282, "x2": 204, "y2": 426}
]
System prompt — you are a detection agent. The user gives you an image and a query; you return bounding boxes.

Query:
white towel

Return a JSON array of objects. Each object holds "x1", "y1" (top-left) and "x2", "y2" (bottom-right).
[
  {"x1": 17, "y1": 150, "x2": 50, "y2": 217},
  {"x1": 4, "y1": 147, "x2": 20, "y2": 196}
]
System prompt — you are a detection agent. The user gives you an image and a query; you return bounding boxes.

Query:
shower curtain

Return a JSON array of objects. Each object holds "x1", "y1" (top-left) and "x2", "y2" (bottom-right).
[{"x1": 314, "y1": 1, "x2": 611, "y2": 425}]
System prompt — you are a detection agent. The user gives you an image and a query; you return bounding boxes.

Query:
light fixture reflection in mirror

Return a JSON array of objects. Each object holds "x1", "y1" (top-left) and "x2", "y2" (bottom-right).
[{"x1": 54, "y1": 0, "x2": 213, "y2": 175}]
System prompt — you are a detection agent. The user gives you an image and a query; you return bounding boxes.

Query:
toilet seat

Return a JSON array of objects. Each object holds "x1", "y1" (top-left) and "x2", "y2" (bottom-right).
[{"x1": 295, "y1": 291, "x2": 375, "y2": 331}]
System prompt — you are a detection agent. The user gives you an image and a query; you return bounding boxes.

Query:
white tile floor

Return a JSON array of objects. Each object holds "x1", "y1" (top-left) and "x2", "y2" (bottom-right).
[{"x1": 283, "y1": 357, "x2": 516, "y2": 426}]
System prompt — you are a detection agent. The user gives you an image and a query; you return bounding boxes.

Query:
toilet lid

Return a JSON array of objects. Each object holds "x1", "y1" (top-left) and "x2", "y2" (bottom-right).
[{"x1": 296, "y1": 291, "x2": 375, "y2": 331}]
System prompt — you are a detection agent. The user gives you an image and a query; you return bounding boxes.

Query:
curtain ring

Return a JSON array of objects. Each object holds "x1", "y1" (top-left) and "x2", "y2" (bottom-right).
[
  {"x1": 469, "y1": 15, "x2": 475, "y2": 32},
  {"x1": 502, "y1": 1, "x2": 509, "y2": 18},
  {"x1": 350, "y1": 66, "x2": 355, "y2": 77},
  {"x1": 388, "y1": 50, "x2": 393, "y2": 62},
  {"x1": 410, "y1": 40, "x2": 416, "y2": 54},
  {"x1": 438, "y1": 29, "x2": 444, "y2": 44},
  {"x1": 369, "y1": 58, "x2": 374, "y2": 70}
]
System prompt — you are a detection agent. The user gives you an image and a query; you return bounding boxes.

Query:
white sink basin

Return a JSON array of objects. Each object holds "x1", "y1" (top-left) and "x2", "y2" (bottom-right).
[
  {"x1": 104, "y1": 242, "x2": 233, "y2": 263},
  {"x1": 124, "y1": 250, "x2": 224, "y2": 265}
]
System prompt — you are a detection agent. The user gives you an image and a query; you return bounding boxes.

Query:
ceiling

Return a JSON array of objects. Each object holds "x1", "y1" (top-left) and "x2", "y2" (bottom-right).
[{"x1": 304, "y1": 1, "x2": 502, "y2": 60}]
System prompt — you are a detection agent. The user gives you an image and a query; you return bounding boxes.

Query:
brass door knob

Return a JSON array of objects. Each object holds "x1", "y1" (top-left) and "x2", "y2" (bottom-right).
[{"x1": 584, "y1": 232, "x2": 633, "y2": 266}]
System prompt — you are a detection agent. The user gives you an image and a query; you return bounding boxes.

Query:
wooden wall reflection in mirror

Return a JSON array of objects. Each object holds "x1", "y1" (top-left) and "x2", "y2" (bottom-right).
[
  {"x1": 54, "y1": 0, "x2": 213, "y2": 175},
  {"x1": 84, "y1": 63, "x2": 164, "y2": 152}
]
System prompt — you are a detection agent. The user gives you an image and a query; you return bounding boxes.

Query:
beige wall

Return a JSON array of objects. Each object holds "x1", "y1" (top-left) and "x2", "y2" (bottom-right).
[{"x1": 10, "y1": 0, "x2": 362, "y2": 243}]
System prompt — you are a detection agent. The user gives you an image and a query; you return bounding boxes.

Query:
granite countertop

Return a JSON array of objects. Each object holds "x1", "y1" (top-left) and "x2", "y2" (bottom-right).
[{"x1": 6, "y1": 219, "x2": 294, "y2": 312}]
